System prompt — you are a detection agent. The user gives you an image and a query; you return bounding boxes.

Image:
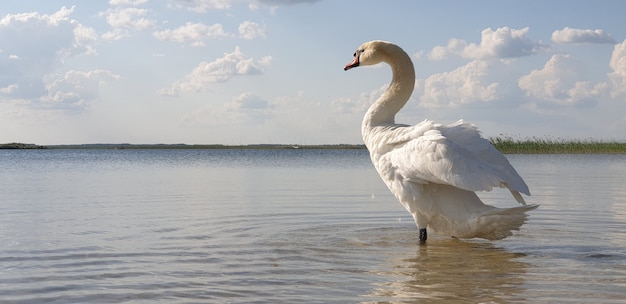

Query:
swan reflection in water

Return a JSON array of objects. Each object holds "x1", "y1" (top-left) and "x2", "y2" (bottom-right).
[{"x1": 364, "y1": 237, "x2": 529, "y2": 303}]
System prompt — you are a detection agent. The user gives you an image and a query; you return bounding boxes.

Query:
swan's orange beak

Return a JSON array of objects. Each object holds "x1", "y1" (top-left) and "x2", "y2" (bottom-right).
[{"x1": 344, "y1": 54, "x2": 360, "y2": 71}]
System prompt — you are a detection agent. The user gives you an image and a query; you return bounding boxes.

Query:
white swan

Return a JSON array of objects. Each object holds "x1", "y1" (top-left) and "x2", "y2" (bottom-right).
[{"x1": 344, "y1": 40, "x2": 538, "y2": 243}]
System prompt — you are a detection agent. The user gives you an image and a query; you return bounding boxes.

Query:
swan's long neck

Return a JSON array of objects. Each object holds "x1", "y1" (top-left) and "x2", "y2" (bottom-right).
[{"x1": 362, "y1": 46, "x2": 415, "y2": 130}]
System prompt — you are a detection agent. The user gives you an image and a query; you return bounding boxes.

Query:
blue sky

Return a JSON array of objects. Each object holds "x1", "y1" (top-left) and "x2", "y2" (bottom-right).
[{"x1": 2, "y1": 0, "x2": 626, "y2": 144}]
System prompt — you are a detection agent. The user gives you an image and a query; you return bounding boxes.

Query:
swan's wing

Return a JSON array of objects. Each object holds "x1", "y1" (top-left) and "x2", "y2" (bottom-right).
[
  {"x1": 380, "y1": 121, "x2": 529, "y2": 202},
  {"x1": 441, "y1": 120, "x2": 516, "y2": 171},
  {"x1": 441, "y1": 120, "x2": 530, "y2": 197}
]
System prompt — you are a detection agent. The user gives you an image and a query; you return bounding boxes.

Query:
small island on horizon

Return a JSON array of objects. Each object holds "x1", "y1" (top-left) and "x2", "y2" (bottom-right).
[{"x1": 3, "y1": 137, "x2": 626, "y2": 154}]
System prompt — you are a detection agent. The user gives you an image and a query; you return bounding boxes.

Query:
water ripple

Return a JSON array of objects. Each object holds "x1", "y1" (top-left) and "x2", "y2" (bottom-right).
[{"x1": 1, "y1": 151, "x2": 626, "y2": 303}]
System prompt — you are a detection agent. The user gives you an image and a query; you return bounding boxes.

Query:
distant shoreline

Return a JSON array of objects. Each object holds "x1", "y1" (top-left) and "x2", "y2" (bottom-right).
[
  {"x1": 3, "y1": 139, "x2": 626, "y2": 154},
  {"x1": 0, "y1": 143, "x2": 366, "y2": 150}
]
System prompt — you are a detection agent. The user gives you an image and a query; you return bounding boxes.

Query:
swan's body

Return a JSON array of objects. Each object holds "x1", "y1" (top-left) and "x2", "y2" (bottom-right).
[{"x1": 344, "y1": 41, "x2": 537, "y2": 243}]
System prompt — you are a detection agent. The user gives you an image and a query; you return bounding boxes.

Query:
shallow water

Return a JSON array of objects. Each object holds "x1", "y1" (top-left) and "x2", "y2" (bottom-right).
[{"x1": 1, "y1": 150, "x2": 625, "y2": 303}]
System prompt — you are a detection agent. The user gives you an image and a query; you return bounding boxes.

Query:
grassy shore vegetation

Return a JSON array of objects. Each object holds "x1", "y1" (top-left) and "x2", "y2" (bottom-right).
[{"x1": 489, "y1": 136, "x2": 626, "y2": 154}]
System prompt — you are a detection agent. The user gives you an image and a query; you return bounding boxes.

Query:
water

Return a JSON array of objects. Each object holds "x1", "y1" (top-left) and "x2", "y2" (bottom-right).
[{"x1": 1, "y1": 149, "x2": 625, "y2": 303}]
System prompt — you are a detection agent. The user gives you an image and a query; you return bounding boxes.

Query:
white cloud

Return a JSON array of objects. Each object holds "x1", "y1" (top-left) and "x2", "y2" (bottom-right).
[
  {"x1": 101, "y1": 29, "x2": 127, "y2": 41},
  {"x1": 0, "y1": 84, "x2": 18, "y2": 94},
  {"x1": 109, "y1": 0, "x2": 149, "y2": 5},
  {"x1": 518, "y1": 54, "x2": 606, "y2": 107},
  {"x1": 169, "y1": 0, "x2": 233, "y2": 12},
  {"x1": 182, "y1": 92, "x2": 274, "y2": 126},
  {"x1": 105, "y1": 8, "x2": 154, "y2": 30},
  {"x1": 0, "y1": 5, "x2": 75, "y2": 26},
  {"x1": 429, "y1": 27, "x2": 549, "y2": 60},
  {"x1": 158, "y1": 46, "x2": 272, "y2": 96},
  {"x1": 153, "y1": 22, "x2": 230, "y2": 46},
  {"x1": 41, "y1": 69, "x2": 120, "y2": 111},
  {"x1": 258, "y1": 0, "x2": 320, "y2": 4},
  {"x1": 0, "y1": 6, "x2": 80, "y2": 63},
  {"x1": 255, "y1": 0, "x2": 320, "y2": 10},
  {"x1": 224, "y1": 92, "x2": 272, "y2": 111},
  {"x1": 0, "y1": 6, "x2": 99, "y2": 102},
  {"x1": 169, "y1": 0, "x2": 320, "y2": 12},
  {"x1": 238, "y1": 21, "x2": 266, "y2": 40},
  {"x1": 330, "y1": 97, "x2": 355, "y2": 114},
  {"x1": 412, "y1": 50, "x2": 425, "y2": 61},
  {"x1": 101, "y1": 7, "x2": 155, "y2": 40},
  {"x1": 73, "y1": 24, "x2": 98, "y2": 54},
  {"x1": 552, "y1": 27, "x2": 616, "y2": 44},
  {"x1": 417, "y1": 60, "x2": 502, "y2": 108},
  {"x1": 608, "y1": 39, "x2": 626, "y2": 97},
  {"x1": 153, "y1": 20, "x2": 265, "y2": 46},
  {"x1": 428, "y1": 38, "x2": 466, "y2": 60},
  {"x1": 332, "y1": 84, "x2": 387, "y2": 114}
]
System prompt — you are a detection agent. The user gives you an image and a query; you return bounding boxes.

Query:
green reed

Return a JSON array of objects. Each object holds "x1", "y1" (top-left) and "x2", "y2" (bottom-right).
[{"x1": 489, "y1": 136, "x2": 626, "y2": 154}]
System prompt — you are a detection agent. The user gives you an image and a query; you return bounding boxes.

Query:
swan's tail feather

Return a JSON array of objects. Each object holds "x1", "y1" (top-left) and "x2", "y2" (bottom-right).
[
  {"x1": 476, "y1": 204, "x2": 539, "y2": 240},
  {"x1": 509, "y1": 189, "x2": 527, "y2": 205}
]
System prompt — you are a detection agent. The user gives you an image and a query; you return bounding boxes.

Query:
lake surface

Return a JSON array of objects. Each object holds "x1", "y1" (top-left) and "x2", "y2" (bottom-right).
[{"x1": 1, "y1": 149, "x2": 625, "y2": 303}]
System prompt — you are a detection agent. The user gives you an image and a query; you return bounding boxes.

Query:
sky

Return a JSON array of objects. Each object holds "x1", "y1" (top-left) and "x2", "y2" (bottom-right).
[{"x1": 2, "y1": 0, "x2": 626, "y2": 145}]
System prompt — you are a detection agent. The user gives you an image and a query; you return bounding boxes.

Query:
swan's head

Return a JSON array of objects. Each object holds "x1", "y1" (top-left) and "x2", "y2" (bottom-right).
[{"x1": 344, "y1": 40, "x2": 392, "y2": 71}]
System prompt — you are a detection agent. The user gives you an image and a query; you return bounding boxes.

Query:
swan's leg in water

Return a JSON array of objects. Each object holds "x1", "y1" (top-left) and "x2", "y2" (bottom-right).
[{"x1": 419, "y1": 228, "x2": 427, "y2": 244}]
